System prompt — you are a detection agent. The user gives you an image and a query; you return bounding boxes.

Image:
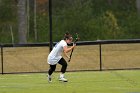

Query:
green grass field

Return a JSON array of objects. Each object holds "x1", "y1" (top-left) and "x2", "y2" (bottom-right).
[
  {"x1": 0, "y1": 44, "x2": 140, "y2": 93},
  {"x1": 0, "y1": 70, "x2": 140, "y2": 93}
]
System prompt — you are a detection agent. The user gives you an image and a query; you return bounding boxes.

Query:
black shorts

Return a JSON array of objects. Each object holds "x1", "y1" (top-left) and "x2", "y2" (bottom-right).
[{"x1": 48, "y1": 58, "x2": 68, "y2": 74}]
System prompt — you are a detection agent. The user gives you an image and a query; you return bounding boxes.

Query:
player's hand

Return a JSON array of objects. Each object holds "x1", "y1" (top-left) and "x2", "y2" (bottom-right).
[
  {"x1": 67, "y1": 56, "x2": 70, "y2": 59},
  {"x1": 68, "y1": 58, "x2": 71, "y2": 62},
  {"x1": 73, "y1": 42, "x2": 76, "y2": 46},
  {"x1": 73, "y1": 43, "x2": 76, "y2": 48}
]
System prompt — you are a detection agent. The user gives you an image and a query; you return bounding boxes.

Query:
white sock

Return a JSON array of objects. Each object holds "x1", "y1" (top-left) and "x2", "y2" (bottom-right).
[
  {"x1": 48, "y1": 74, "x2": 51, "y2": 78},
  {"x1": 60, "y1": 73, "x2": 64, "y2": 78}
]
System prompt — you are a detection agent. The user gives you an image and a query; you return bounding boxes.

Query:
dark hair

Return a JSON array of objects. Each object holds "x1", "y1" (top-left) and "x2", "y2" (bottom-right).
[{"x1": 64, "y1": 32, "x2": 72, "y2": 40}]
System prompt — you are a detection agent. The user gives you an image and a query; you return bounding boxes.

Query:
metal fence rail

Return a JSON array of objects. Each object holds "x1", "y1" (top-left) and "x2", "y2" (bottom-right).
[{"x1": 0, "y1": 39, "x2": 140, "y2": 74}]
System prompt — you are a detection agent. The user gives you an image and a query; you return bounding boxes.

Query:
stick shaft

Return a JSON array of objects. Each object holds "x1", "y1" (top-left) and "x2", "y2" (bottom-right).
[
  {"x1": 68, "y1": 39, "x2": 78, "y2": 62},
  {"x1": 68, "y1": 48, "x2": 74, "y2": 62}
]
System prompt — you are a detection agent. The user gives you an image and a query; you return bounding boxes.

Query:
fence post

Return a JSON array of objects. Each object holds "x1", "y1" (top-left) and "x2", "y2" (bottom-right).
[
  {"x1": 1, "y1": 45, "x2": 4, "y2": 74},
  {"x1": 99, "y1": 43, "x2": 102, "y2": 71},
  {"x1": 49, "y1": 0, "x2": 53, "y2": 52}
]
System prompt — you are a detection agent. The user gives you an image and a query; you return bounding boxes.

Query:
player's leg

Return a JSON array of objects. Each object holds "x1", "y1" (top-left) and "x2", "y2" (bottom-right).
[
  {"x1": 58, "y1": 58, "x2": 68, "y2": 82},
  {"x1": 48, "y1": 65, "x2": 56, "y2": 82}
]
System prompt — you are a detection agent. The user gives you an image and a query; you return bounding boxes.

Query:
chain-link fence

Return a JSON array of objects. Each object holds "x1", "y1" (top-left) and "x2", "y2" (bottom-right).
[
  {"x1": 0, "y1": 40, "x2": 140, "y2": 74},
  {"x1": 101, "y1": 43, "x2": 140, "y2": 70},
  {"x1": 2, "y1": 47, "x2": 49, "y2": 73}
]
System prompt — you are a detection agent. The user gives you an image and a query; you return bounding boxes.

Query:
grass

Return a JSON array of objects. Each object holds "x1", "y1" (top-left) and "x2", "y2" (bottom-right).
[{"x1": 0, "y1": 70, "x2": 140, "y2": 93}]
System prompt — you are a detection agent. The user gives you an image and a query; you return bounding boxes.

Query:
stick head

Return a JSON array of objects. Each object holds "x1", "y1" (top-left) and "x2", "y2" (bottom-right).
[{"x1": 74, "y1": 33, "x2": 80, "y2": 43}]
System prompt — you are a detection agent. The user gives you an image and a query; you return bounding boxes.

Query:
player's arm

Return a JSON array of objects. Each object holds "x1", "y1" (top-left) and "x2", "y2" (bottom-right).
[
  {"x1": 63, "y1": 50, "x2": 70, "y2": 59},
  {"x1": 63, "y1": 46, "x2": 74, "y2": 59},
  {"x1": 63, "y1": 45, "x2": 75, "y2": 53},
  {"x1": 63, "y1": 45, "x2": 75, "y2": 58}
]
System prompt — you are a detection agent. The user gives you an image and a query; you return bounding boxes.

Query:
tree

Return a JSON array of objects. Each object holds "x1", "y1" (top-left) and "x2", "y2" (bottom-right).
[
  {"x1": 27, "y1": 0, "x2": 37, "y2": 41},
  {"x1": 17, "y1": 0, "x2": 27, "y2": 44},
  {"x1": 0, "y1": 0, "x2": 17, "y2": 43},
  {"x1": 108, "y1": 0, "x2": 112, "y2": 5},
  {"x1": 136, "y1": 0, "x2": 140, "y2": 14},
  {"x1": 102, "y1": 11, "x2": 120, "y2": 39}
]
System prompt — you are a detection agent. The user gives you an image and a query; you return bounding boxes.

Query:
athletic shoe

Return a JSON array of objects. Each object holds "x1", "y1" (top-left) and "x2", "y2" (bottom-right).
[
  {"x1": 48, "y1": 75, "x2": 52, "y2": 82},
  {"x1": 59, "y1": 77, "x2": 68, "y2": 82}
]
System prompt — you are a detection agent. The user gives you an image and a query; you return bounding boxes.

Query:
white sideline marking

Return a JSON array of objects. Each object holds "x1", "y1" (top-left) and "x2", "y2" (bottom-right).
[
  {"x1": 0, "y1": 86, "x2": 7, "y2": 88},
  {"x1": 0, "y1": 78, "x2": 5, "y2": 80},
  {"x1": 18, "y1": 75, "x2": 29, "y2": 77}
]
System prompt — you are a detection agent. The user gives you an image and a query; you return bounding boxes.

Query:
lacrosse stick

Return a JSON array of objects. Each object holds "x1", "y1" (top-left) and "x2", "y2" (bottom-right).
[{"x1": 68, "y1": 33, "x2": 79, "y2": 62}]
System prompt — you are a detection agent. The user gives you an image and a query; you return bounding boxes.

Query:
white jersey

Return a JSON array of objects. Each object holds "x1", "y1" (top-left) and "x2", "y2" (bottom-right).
[{"x1": 48, "y1": 40, "x2": 67, "y2": 65}]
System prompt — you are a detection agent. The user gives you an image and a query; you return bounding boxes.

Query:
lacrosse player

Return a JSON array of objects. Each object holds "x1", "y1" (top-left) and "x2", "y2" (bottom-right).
[{"x1": 47, "y1": 32, "x2": 76, "y2": 82}]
